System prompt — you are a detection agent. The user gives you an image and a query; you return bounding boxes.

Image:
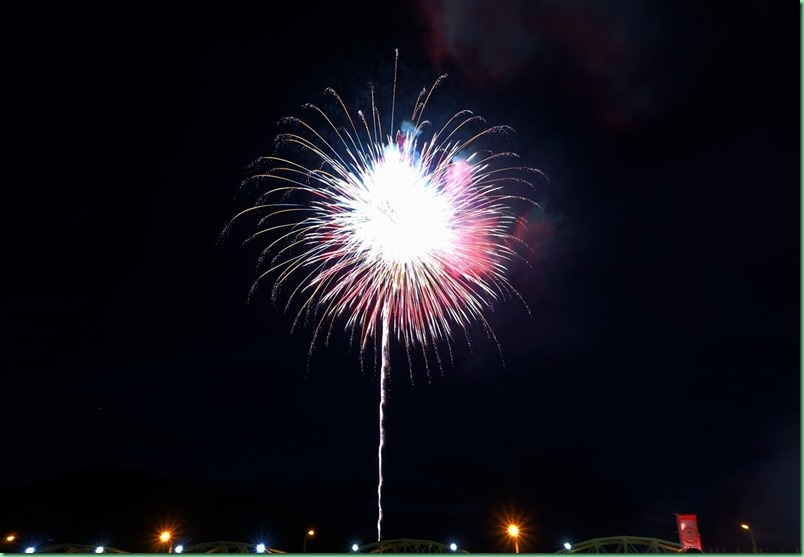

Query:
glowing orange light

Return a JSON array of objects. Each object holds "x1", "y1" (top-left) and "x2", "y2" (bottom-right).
[
  {"x1": 160, "y1": 532, "x2": 172, "y2": 543},
  {"x1": 506, "y1": 524, "x2": 522, "y2": 554},
  {"x1": 740, "y1": 523, "x2": 750, "y2": 530},
  {"x1": 307, "y1": 530, "x2": 315, "y2": 537},
  {"x1": 5, "y1": 535, "x2": 16, "y2": 542}
]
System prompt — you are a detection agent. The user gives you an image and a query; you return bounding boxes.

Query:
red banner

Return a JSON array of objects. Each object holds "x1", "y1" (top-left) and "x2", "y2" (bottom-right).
[{"x1": 676, "y1": 514, "x2": 703, "y2": 552}]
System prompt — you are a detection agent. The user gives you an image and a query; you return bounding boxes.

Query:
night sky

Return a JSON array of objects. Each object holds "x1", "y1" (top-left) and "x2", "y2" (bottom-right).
[{"x1": 2, "y1": 1, "x2": 800, "y2": 554}]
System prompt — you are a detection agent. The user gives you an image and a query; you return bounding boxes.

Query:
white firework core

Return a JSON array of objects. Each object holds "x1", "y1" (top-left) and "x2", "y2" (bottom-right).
[{"x1": 349, "y1": 144, "x2": 454, "y2": 264}]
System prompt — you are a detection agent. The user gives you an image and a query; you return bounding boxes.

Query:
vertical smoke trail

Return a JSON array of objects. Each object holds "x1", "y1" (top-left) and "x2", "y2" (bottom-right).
[{"x1": 377, "y1": 304, "x2": 390, "y2": 541}]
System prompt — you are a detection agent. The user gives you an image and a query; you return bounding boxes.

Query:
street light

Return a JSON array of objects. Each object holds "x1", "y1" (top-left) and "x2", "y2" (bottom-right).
[
  {"x1": 740, "y1": 523, "x2": 758, "y2": 553},
  {"x1": 160, "y1": 531, "x2": 173, "y2": 554},
  {"x1": 302, "y1": 529, "x2": 315, "y2": 553},
  {"x1": 507, "y1": 524, "x2": 520, "y2": 554}
]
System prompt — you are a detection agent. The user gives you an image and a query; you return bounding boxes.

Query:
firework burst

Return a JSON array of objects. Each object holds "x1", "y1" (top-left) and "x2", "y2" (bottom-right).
[{"x1": 227, "y1": 51, "x2": 542, "y2": 541}]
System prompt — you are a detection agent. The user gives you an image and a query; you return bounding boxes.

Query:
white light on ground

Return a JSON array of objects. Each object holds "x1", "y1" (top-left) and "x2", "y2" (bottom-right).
[
  {"x1": 95, "y1": 547, "x2": 104, "y2": 553},
  {"x1": 256, "y1": 543, "x2": 266, "y2": 553},
  {"x1": 175, "y1": 545, "x2": 184, "y2": 553},
  {"x1": 352, "y1": 544, "x2": 359, "y2": 552},
  {"x1": 449, "y1": 543, "x2": 458, "y2": 551},
  {"x1": 25, "y1": 547, "x2": 35, "y2": 553},
  {"x1": 564, "y1": 542, "x2": 572, "y2": 551}
]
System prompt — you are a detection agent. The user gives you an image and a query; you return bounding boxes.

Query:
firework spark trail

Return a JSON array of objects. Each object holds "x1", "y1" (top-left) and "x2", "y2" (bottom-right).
[
  {"x1": 378, "y1": 302, "x2": 390, "y2": 540},
  {"x1": 227, "y1": 50, "x2": 542, "y2": 542}
]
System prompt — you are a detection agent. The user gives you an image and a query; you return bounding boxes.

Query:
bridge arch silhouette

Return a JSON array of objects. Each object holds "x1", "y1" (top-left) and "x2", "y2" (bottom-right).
[
  {"x1": 34, "y1": 543, "x2": 128, "y2": 554},
  {"x1": 28, "y1": 535, "x2": 684, "y2": 553},
  {"x1": 559, "y1": 536, "x2": 683, "y2": 553}
]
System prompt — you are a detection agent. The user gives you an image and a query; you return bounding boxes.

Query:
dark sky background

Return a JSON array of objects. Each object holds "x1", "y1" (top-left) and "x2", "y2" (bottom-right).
[{"x1": 2, "y1": 1, "x2": 800, "y2": 554}]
